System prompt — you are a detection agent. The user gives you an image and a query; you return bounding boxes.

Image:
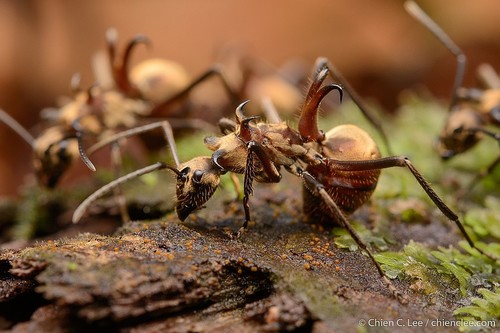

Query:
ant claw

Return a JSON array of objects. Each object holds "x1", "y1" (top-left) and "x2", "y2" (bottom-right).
[{"x1": 236, "y1": 226, "x2": 247, "y2": 239}]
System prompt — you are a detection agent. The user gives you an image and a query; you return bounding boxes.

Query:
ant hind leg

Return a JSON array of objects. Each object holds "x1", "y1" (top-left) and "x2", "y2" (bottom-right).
[{"x1": 300, "y1": 170, "x2": 408, "y2": 304}]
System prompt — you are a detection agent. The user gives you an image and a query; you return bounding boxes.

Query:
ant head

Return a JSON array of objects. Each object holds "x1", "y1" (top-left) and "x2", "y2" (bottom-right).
[
  {"x1": 172, "y1": 156, "x2": 222, "y2": 221},
  {"x1": 33, "y1": 127, "x2": 78, "y2": 187},
  {"x1": 435, "y1": 107, "x2": 484, "y2": 159}
]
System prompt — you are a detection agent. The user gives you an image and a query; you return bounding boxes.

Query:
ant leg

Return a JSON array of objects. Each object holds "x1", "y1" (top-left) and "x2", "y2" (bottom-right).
[
  {"x1": 467, "y1": 155, "x2": 500, "y2": 193},
  {"x1": 87, "y1": 120, "x2": 181, "y2": 168},
  {"x1": 0, "y1": 109, "x2": 35, "y2": 147},
  {"x1": 298, "y1": 67, "x2": 343, "y2": 143},
  {"x1": 448, "y1": 127, "x2": 500, "y2": 194},
  {"x1": 260, "y1": 97, "x2": 282, "y2": 124},
  {"x1": 314, "y1": 57, "x2": 393, "y2": 155},
  {"x1": 110, "y1": 142, "x2": 131, "y2": 223},
  {"x1": 328, "y1": 156, "x2": 499, "y2": 262},
  {"x1": 151, "y1": 64, "x2": 239, "y2": 113},
  {"x1": 477, "y1": 63, "x2": 500, "y2": 89},
  {"x1": 241, "y1": 145, "x2": 256, "y2": 231},
  {"x1": 404, "y1": 1, "x2": 466, "y2": 110},
  {"x1": 72, "y1": 162, "x2": 172, "y2": 223},
  {"x1": 238, "y1": 141, "x2": 281, "y2": 235},
  {"x1": 301, "y1": 170, "x2": 408, "y2": 304},
  {"x1": 230, "y1": 173, "x2": 243, "y2": 201},
  {"x1": 218, "y1": 117, "x2": 237, "y2": 134}
]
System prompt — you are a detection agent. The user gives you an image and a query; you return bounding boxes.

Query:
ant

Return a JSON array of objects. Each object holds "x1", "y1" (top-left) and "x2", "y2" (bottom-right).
[
  {"x1": 0, "y1": 76, "x2": 162, "y2": 188},
  {"x1": 101, "y1": 27, "x2": 237, "y2": 112},
  {"x1": 72, "y1": 57, "x2": 498, "y2": 304},
  {"x1": 0, "y1": 28, "x2": 238, "y2": 189},
  {"x1": 405, "y1": 1, "x2": 500, "y2": 184}
]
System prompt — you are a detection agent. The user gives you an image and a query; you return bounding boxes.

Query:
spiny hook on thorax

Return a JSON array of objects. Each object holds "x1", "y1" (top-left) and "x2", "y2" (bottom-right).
[{"x1": 235, "y1": 100, "x2": 260, "y2": 142}]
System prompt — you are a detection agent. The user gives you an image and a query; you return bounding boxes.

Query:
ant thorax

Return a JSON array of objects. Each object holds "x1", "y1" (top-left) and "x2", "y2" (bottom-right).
[{"x1": 204, "y1": 120, "x2": 312, "y2": 181}]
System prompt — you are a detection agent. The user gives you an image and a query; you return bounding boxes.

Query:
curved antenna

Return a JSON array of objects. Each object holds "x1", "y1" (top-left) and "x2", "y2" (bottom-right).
[
  {"x1": 0, "y1": 109, "x2": 35, "y2": 148},
  {"x1": 72, "y1": 161, "x2": 175, "y2": 223},
  {"x1": 404, "y1": 1, "x2": 466, "y2": 110},
  {"x1": 72, "y1": 118, "x2": 96, "y2": 172},
  {"x1": 71, "y1": 83, "x2": 99, "y2": 171}
]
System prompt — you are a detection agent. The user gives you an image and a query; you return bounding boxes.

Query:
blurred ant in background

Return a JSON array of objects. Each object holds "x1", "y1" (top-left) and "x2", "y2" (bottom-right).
[
  {"x1": 73, "y1": 57, "x2": 497, "y2": 303},
  {"x1": 405, "y1": 1, "x2": 500, "y2": 186},
  {"x1": 0, "y1": 28, "x2": 239, "y2": 190}
]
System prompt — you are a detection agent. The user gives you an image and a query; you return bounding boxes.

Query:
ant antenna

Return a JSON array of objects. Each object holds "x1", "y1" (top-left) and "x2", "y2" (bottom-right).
[
  {"x1": 0, "y1": 109, "x2": 35, "y2": 148},
  {"x1": 404, "y1": 0, "x2": 466, "y2": 110},
  {"x1": 72, "y1": 118, "x2": 96, "y2": 172},
  {"x1": 72, "y1": 161, "x2": 175, "y2": 223}
]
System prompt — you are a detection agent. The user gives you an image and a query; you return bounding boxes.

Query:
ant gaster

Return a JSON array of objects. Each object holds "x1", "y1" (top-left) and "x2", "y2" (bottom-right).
[
  {"x1": 405, "y1": 1, "x2": 500, "y2": 180},
  {"x1": 73, "y1": 57, "x2": 498, "y2": 304}
]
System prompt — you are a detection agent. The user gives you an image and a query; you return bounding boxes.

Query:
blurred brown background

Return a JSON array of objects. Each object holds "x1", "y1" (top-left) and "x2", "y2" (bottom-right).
[{"x1": 1, "y1": 0, "x2": 500, "y2": 196}]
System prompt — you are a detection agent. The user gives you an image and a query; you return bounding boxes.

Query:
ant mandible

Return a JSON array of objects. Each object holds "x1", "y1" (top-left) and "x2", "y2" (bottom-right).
[
  {"x1": 72, "y1": 57, "x2": 497, "y2": 304},
  {"x1": 405, "y1": 1, "x2": 500, "y2": 184}
]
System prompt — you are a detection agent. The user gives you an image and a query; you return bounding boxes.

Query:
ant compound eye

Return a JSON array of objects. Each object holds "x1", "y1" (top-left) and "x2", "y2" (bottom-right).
[
  {"x1": 452, "y1": 126, "x2": 464, "y2": 134},
  {"x1": 179, "y1": 167, "x2": 190, "y2": 181},
  {"x1": 192, "y1": 170, "x2": 203, "y2": 184}
]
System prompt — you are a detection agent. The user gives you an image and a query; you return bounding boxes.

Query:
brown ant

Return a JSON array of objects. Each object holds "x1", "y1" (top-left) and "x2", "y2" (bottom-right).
[
  {"x1": 72, "y1": 57, "x2": 498, "y2": 303},
  {"x1": 0, "y1": 28, "x2": 238, "y2": 189},
  {"x1": 101, "y1": 27, "x2": 237, "y2": 110},
  {"x1": 405, "y1": 1, "x2": 500, "y2": 183},
  {"x1": 0, "y1": 80, "x2": 141, "y2": 188}
]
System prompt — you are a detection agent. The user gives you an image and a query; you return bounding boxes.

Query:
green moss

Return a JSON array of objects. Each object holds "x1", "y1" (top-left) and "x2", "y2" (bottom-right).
[
  {"x1": 332, "y1": 221, "x2": 389, "y2": 252},
  {"x1": 454, "y1": 288, "x2": 500, "y2": 332},
  {"x1": 464, "y1": 196, "x2": 500, "y2": 239},
  {"x1": 12, "y1": 186, "x2": 66, "y2": 240}
]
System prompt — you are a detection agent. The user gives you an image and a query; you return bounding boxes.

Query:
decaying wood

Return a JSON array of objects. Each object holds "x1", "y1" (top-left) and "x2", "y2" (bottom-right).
[{"x1": 0, "y1": 183, "x2": 468, "y2": 333}]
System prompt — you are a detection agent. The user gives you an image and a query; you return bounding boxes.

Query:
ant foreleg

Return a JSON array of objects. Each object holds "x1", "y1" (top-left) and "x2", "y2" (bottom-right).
[
  {"x1": 300, "y1": 170, "x2": 408, "y2": 304},
  {"x1": 328, "y1": 156, "x2": 499, "y2": 262},
  {"x1": 238, "y1": 141, "x2": 281, "y2": 236}
]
